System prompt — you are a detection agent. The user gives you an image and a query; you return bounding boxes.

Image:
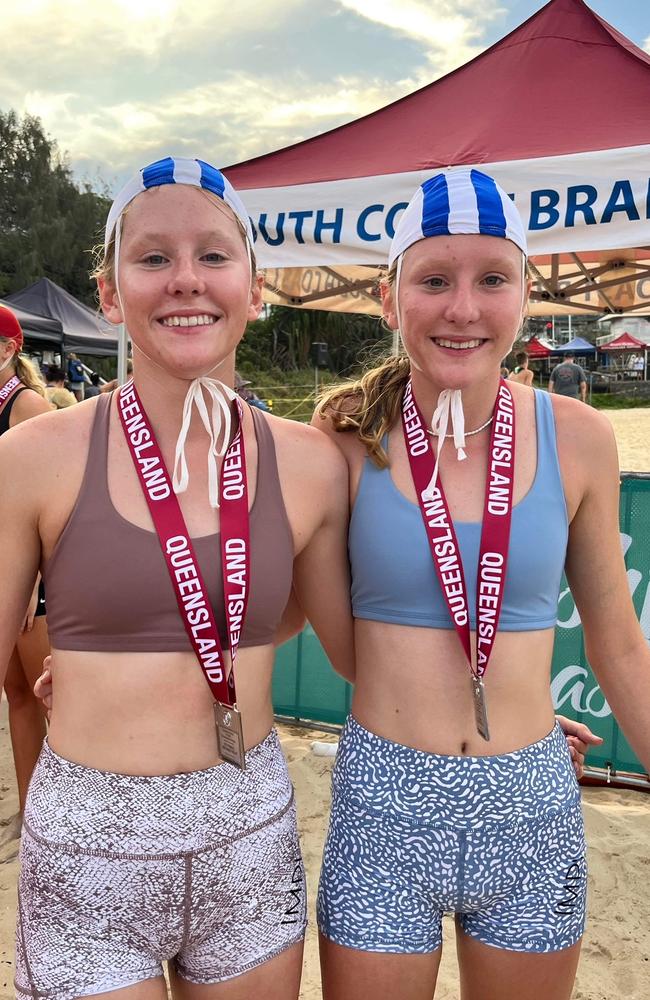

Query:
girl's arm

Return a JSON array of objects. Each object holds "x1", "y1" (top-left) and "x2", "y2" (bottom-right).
[
  {"x1": 564, "y1": 411, "x2": 650, "y2": 774},
  {"x1": 0, "y1": 428, "x2": 43, "y2": 685}
]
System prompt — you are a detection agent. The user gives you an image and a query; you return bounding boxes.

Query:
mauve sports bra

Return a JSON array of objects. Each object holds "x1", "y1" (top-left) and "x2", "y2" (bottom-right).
[{"x1": 44, "y1": 392, "x2": 294, "y2": 652}]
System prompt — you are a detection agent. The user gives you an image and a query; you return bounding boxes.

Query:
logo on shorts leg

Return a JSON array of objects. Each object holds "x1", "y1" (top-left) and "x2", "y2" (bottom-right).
[
  {"x1": 555, "y1": 860, "x2": 584, "y2": 915},
  {"x1": 281, "y1": 856, "x2": 304, "y2": 925}
]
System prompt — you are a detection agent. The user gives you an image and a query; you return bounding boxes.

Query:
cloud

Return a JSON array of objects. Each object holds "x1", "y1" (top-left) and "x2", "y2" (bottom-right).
[
  {"x1": 336, "y1": 0, "x2": 503, "y2": 75},
  {"x1": 0, "y1": 0, "x2": 502, "y2": 188}
]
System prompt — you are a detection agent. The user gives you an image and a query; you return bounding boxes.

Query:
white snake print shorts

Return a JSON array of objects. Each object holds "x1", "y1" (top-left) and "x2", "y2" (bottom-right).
[
  {"x1": 16, "y1": 730, "x2": 306, "y2": 998},
  {"x1": 318, "y1": 716, "x2": 586, "y2": 954}
]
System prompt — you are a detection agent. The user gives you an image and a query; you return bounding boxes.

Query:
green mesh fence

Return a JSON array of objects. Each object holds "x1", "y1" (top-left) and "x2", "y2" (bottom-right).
[{"x1": 272, "y1": 473, "x2": 650, "y2": 781}]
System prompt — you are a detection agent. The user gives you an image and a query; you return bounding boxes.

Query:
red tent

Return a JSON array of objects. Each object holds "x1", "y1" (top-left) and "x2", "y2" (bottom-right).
[
  {"x1": 599, "y1": 332, "x2": 647, "y2": 350},
  {"x1": 225, "y1": 0, "x2": 650, "y2": 317},
  {"x1": 523, "y1": 337, "x2": 552, "y2": 359}
]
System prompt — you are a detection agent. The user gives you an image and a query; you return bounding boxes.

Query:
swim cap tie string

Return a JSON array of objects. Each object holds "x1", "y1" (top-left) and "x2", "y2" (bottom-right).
[
  {"x1": 423, "y1": 389, "x2": 466, "y2": 501},
  {"x1": 173, "y1": 378, "x2": 238, "y2": 509}
]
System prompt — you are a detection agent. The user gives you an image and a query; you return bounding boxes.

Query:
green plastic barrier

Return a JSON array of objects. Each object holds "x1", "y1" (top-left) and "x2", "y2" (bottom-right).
[{"x1": 273, "y1": 474, "x2": 650, "y2": 783}]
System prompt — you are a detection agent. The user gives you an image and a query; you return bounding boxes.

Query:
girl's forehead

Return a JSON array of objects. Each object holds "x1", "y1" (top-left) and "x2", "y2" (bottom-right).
[
  {"x1": 121, "y1": 184, "x2": 241, "y2": 241},
  {"x1": 403, "y1": 233, "x2": 523, "y2": 271}
]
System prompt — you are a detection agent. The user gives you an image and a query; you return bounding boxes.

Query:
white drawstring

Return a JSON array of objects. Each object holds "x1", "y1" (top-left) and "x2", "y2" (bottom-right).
[
  {"x1": 423, "y1": 389, "x2": 467, "y2": 501},
  {"x1": 172, "y1": 378, "x2": 238, "y2": 508}
]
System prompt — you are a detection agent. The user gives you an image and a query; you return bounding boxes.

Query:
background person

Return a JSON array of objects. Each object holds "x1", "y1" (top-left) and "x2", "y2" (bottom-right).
[
  {"x1": 84, "y1": 371, "x2": 102, "y2": 398},
  {"x1": 508, "y1": 350, "x2": 534, "y2": 386},
  {"x1": 45, "y1": 366, "x2": 77, "y2": 409},
  {"x1": 549, "y1": 351, "x2": 587, "y2": 401},
  {"x1": 66, "y1": 352, "x2": 86, "y2": 401},
  {"x1": 0, "y1": 305, "x2": 51, "y2": 846}
]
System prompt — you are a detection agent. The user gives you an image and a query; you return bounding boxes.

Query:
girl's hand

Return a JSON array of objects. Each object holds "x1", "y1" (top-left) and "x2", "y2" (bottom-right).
[
  {"x1": 34, "y1": 656, "x2": 53, "y2": 719},
  {"x1": 556, "y1": 714, "x2": 604, "y2": 780}
]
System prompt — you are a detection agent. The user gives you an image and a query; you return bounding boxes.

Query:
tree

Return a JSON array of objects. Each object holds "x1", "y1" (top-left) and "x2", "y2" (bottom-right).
[{"x1": 0, "y1": 110, "x2": 110, "y2": 304}]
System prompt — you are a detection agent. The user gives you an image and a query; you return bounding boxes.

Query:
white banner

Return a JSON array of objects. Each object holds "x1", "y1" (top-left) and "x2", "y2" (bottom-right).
[{"x1": 240, "y1": 144, "x2": 650, "y2": 267}]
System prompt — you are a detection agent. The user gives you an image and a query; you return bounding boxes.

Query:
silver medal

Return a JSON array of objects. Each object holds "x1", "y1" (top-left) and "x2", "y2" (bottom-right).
[{"x1": 472, "y1": 676, "x2": 490, "y2": 742}]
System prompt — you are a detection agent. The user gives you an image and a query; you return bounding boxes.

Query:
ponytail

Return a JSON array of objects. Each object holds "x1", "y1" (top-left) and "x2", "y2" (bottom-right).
[
  {"x1": 0, "y1": 339, "x2": 47, "y2": 397},
  {"x1": 315, "y1": 353, "x2": 411, "y2": 468}
]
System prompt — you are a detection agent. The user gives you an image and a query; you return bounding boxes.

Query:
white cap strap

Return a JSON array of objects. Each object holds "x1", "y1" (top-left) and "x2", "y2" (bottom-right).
[
  {"x1": 173, "y1": 378, "x2": 239, "y2": 509},
  {"x1": 423, "y1": 389, "x2": 467, "y2": 501}
]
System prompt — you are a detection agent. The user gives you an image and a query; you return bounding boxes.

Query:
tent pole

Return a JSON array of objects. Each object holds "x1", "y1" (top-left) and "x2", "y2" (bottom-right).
[{"x1": 117, "y1": 325, "x2": 129, "y2": 384}]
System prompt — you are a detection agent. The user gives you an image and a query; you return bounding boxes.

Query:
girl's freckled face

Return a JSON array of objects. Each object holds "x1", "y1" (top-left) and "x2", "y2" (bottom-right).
[
  {"x1": 100, "y1": 185, "x2": 260, "y2": 380},
  {"x1": 384, "y1": 234, "x2": 528, "y2": 389}
]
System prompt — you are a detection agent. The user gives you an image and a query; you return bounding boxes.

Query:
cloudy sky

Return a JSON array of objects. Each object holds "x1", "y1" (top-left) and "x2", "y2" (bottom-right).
[{"x1": 3, "y1": 0, "x2": 648, "y2": 194}]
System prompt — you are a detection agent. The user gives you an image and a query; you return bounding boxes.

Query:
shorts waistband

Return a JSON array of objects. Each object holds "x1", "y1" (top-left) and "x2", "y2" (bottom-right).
[
  {"x1": 24, "y1": 729, "x2": 293, "y2": 855},
  {"x1": 333, "y1": 716, "x2": 579, "y2": 830}
]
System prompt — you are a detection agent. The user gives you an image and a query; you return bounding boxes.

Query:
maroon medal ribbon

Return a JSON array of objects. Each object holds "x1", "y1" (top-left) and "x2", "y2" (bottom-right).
[
  {"x1": 0, "y1": 375, "x2": 21, "y2": 412},
  {"x1": 401, "y1": 378, "x2": 516, "y2": 740},
  {"x1": 117, "y1": 379, "x2": 251, "y2": 767}
]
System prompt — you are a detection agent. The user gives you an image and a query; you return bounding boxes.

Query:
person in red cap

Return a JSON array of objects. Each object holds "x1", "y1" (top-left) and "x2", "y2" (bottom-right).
[{"x1": 0, "y1": 304, "x2": 52, "y2": 845}]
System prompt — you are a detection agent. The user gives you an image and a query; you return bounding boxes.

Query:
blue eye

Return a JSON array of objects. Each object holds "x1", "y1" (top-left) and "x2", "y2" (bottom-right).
[
  {"x1": 143, "y1": 254, "x2": 167, "y2": 266},
  {"x1": 426, "y1": 276, "x2": 446, "y2": 288},
  {"x1": 202, "y1": 252, "x2": 226, "y2": 263},
  {"x1": 483, "y1": 274, "x2": 504, "y2": 286}
]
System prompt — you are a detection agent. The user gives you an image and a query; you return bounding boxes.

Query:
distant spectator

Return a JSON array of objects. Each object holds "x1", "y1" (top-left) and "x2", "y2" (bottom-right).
[
  {"x1": 66, "y1": 353, "x2": 86, "y2": 401},
  {"x1": 508, "y1": 351, "x2": 534, "y2": 386},
  {"x1": 549, "y1": 352, "x2": 587, "y2": 402},
  {"x1": 499, "y1": 365, "x2": 510, "y2": 379},
  {"x1": 235, "y1": 371, "x2": 270, "y2": 411},
  {"x1": 84, "y1": 372, "x2": 101, "y2": 399},
  {"x1": 101, "y1": 359, "x2": 133, "y2": 393},
  {"x1": 45, "y1": 367, "x2": 77, "y2": 409}
]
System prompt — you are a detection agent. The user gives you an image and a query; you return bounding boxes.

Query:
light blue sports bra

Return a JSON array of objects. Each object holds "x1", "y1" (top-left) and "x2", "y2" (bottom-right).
[{"x1": 349, "y1": 389, "x2": 568, "y2": 631}]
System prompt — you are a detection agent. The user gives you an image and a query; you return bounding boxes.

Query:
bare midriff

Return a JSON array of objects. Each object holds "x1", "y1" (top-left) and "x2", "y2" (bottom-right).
[
  {"x1": 47, "y1": 644, "x2": 275, "y2": 775},
  {"x1": 351, "y1": 619, "x2": 557, "y2": 757}
]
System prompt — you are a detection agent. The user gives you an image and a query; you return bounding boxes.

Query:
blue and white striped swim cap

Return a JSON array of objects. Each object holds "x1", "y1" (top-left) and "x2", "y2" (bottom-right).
[
  {"x1": 388, "y1": 168, "x2": 527, "y2": 268},
  {"x1": 104, "y1": 156, "x2": 254, "y2": 250}
]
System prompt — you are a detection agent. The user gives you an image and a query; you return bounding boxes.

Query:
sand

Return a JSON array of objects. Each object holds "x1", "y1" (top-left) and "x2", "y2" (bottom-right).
[
  {"x1": 0, "y1": 408, "x2": 647, "y2": 998},
  {"x1": 603, "y1": 407, "x2": 650, "y2": 473}
]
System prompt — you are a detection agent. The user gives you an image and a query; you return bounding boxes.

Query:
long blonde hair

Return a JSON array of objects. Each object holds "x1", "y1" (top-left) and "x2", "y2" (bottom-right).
[
  {"x1": 0, "y1": 339, "x2": 46, "y2": 397},
  {"x1": 316, "y1": 352, "x2": 411, "y2": 469}
]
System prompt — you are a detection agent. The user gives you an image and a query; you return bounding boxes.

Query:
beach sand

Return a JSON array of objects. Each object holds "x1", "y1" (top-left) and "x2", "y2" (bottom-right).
[
  {"x1": 0, "y1": 408, "x2": 647, "y2": 999},
  {"x1": 603, "y1": 406, "x2": 650, "y2": 473}
]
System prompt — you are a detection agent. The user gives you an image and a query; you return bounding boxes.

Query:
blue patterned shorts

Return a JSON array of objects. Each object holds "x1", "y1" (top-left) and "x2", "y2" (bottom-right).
[{"x1": 318, "y1": 717, "x2": 586, "y2": 954}]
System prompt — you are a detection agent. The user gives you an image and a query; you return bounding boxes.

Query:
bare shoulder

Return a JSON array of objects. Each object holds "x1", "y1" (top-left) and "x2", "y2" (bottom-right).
[
  {"x1": 549, "y1": 392, "x2": 616, "y2": 456},
  {"x1": 310, "y1": 400, "x2": 368, "y2": 467},
  {"x1": 11, "y1": 388, "x2": 52, "y2": 422},
  {"x1": 0, "y1": 396, "x2": 100, "y2": 487},
  {"x1": 548, "y1": 394, "x2": 618, "y2": 514}
]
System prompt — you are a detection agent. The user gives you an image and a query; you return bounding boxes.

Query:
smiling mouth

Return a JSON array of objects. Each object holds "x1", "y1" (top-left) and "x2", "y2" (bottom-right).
[
  {"x1": 159, "y1": 313, "x2": 219, "y2": 328},
  {"x1": 432, "y1": 337, "x2": 485, "y2": 351}
]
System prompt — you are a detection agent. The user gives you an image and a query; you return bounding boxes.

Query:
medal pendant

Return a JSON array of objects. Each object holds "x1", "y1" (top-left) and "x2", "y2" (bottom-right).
[
  {"x1": 214, "y1": 703, "x2": 246, "y2": 770},
  {"x1": 471, "y1": 676, "x2": 490, "y2": 742}
]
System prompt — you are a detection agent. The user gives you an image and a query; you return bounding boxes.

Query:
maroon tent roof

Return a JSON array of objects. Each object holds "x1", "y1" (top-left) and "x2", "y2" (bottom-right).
[
  {"x1": 523, "y1": 337, "x2": 552, "y2": 358},
  {"x1": 600, "y1": 332, "x2": 647, "y2": 351},
  {"x1": 226, "y1": 0, "x2": 650, "y2": 189}
]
